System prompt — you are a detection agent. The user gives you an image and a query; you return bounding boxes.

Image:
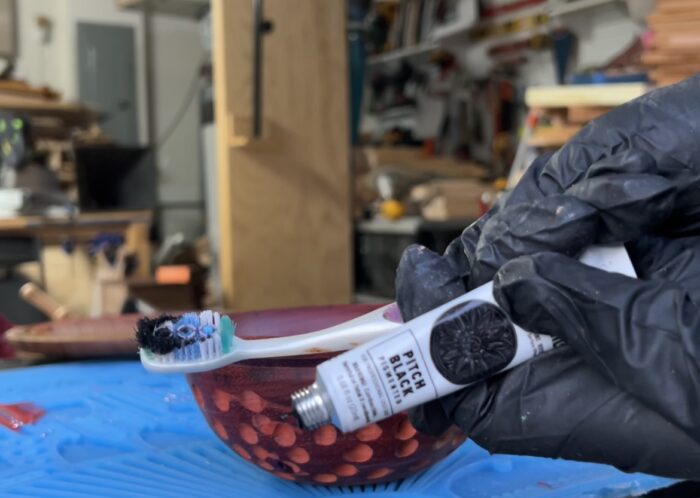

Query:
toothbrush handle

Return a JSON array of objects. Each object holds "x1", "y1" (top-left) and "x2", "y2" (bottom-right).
[
  {"x1": 238, "y1": 245, "x2": 636, "y2": 362},
  {"x1": 238, "y1": 303, "x2": 402, "y2": 360}
]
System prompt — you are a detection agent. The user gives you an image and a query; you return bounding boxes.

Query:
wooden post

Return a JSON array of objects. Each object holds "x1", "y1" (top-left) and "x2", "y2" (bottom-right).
[{"x1": 212, "y1": 0, "x2": 352, "y2": 310}]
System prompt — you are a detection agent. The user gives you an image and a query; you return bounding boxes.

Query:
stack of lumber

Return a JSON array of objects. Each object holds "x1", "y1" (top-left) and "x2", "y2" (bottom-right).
[
  {"x1": 644, "y1": 0, "x2": 700, "y2": 87},
  {"x1": 410, "y1": 178, "x2": 492, "y2": 222},
  {"x1": 363, "y1": 147, "x2": 489, "y2": 180},
  {"x1": 0, "y1": 79, "x2": 99, "y2": 140},
  {"x1": 524, "y1": 84, "x2": 649, "y2": 149},
  {"x1": 0, "y1": 80, "x2": 60, "y2": 100}
]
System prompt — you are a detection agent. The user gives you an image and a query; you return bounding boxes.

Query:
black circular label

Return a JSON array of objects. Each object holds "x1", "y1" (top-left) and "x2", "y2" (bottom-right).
[{"x1": 430, "y1": 300, "x2": 516, "y2": 385}]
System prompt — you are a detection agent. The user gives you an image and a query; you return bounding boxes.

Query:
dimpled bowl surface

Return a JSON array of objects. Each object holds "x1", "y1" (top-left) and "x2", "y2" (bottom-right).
[{"x1": 187, "y1": 304, "x2": 466, "y2": 485}]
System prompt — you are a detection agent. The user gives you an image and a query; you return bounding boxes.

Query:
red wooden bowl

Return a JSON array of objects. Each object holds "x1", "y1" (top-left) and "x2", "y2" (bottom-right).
[{"x1": 187, "y1": 304, "x2": 466, "y2": 486}]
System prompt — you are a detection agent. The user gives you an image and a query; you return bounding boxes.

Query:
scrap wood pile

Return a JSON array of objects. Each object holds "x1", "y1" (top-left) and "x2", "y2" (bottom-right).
[
  {"x1": 0, "y1": 80, "x2": 61, "y2": 100},
  {"x1": 643, "y1": 0, "x2": 700, "y2": 87}
]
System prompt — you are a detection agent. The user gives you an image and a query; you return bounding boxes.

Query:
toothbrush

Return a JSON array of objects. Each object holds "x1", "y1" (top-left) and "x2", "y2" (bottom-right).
[
  {"x1": 138, "y1": 245, "x2": 636, "y2": 376},
  {"x1": 137, "y1": 304, "x2": 403, "y2": 374}
]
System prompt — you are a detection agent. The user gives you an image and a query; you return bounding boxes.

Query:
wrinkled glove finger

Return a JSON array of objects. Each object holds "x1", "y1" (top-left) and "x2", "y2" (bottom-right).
[
  {"x1": 539, "y1": 75, "x2": 700, "y2": 194},
  {"x1": 469, "y1": 194, "x2": 599, "y2": 287},
  {"x1": 627, "y1": 234, "x2": 700, "y2": 300},
  {"x1": 447, "y1": 347, "x2": 700, "y2": 479},
  {"x1": 396, "y1": 217, "x2": 487, "y2": 321},
  {"x1": 407, "y1": 394, "x2": 454, "y2": 437},
  {"x1": 564, "y1": 173, "x2": 675, "y2": 243},
  {"x1": 494, "y1": 252, "x2": 700, "y2": 443},
  {"x1": 469, "y1": 173, "x2": 676, "y2": 287},
  {"x1": 396, "y1": 243, "x2": 469, "y2": 323},
  {"x1": 668, "y1": 175, "x2": 700, "y2": 235},
  {"x1": 499, "y1": 152, "x2": 557, "y2": 206}
]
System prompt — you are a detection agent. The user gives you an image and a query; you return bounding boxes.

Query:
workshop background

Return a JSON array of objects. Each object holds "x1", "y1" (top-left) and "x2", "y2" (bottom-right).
[{"x1": 0, "y1": 1, "x2": 699, "y2": 497}]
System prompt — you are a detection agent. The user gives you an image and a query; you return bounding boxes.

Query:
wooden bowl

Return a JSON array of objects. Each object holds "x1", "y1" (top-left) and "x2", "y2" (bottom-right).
[
  {"x1": 187, "y1": 304, "x2": 466, "y2": 486},
  {"x1": 5, "y1": 315, "x2": 139, "y2": 358}
]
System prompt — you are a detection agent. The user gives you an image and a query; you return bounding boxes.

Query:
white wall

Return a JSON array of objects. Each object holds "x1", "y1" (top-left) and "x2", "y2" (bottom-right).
[
  {"x1": 152, "y1": 16, "x2": 203, "y2": 202},
  {"x1": 153, "y1": 14, "x2": 205, "y2": 239},
  {"x1": 15, "y1": 0, "x2": 71, "y2": 98},
  {"x1": 14, "y1": 0, "x2": 206, "y2": 239}
]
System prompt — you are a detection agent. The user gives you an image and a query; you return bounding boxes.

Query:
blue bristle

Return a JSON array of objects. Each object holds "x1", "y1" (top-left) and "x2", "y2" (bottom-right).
[{"x1": 175, "y1": 344, "x2": 201, "y2": 361}]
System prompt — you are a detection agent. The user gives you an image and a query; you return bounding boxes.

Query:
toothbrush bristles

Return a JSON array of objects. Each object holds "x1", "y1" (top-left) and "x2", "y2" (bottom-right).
[{"x1": 136, "y1": 310, "x2": 236, "y2": 365}]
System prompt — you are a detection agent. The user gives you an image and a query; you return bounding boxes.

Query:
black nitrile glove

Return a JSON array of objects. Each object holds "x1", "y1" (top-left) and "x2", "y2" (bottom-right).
[{"x1": 396, "y1": 75, "x2": 700, "y2": 479}]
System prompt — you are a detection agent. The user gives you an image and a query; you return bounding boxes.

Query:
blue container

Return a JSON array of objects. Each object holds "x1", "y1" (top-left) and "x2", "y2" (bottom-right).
[{"x1": 569, "y1": 72, "x2": 650, "y2": 85}]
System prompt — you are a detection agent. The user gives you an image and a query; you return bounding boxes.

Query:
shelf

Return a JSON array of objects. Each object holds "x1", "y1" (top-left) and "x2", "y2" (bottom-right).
[
  {"x1": 431, "y1": 18, "x2": 475, "y2": 41},
  {"x1": 548, "y1": 0, "x2": 621, "y2": 16},
  {"x1": 0, "y1": 93, "x2": 98, "y2": 127},
  {"x1": 367, "y1": 42, "x2": 438, "y2": 66},
  {"x1": 528, "y1": 125, "x2": 581, "y2": 147},
  {"x1": 430, "y1": 0, "x2": 478, "y2": 40},
  {"x1": 356, "y1": 215, "x2": 422, "y2": 235},
  {"x1": 525, "y1": 83, "x2": 649, "y2": 108},
  {"x1": 363, "y1": 147, "x2": 489, "y2": 180},
  {"x1": 371, "y1": 105, "x2": 417, "y2": 119},
  {"x1": 117, "y1": 0, "x2": 209, "y2": 18}
]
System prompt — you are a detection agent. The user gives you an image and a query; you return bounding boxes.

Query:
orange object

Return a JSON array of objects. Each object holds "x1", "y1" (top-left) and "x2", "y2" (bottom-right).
[
  {"x1": 380, "y1": 200, "x2": 406, "y2": 220},
  {"x1": 0, "y1": 403, "x2": 45, "y2": 432},
  {"x1": 493, "y1": 178, "x2": 508, "y2": 191},
  {"x1": 155, "y1": 265, "x2": 192, "y2": 284}
]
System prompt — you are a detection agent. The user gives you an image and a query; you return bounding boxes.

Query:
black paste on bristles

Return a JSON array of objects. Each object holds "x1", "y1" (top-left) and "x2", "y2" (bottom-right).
[{"x1": 135, "y1": 314, "x2": 181, "y2": 355}]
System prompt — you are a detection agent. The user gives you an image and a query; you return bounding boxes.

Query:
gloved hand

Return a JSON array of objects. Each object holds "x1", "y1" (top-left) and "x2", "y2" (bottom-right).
[{"x1": 396, "y1": 75, "x2": 700, "y2": 479}]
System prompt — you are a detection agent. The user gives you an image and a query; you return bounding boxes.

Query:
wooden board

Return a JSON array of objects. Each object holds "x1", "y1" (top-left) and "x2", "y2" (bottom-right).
[
  {"x1": 648, "y1": 18, "x2": 700, "y2": 32},
  {"x1": 363, "y1": 147, "x2": 488, "y2": 179},
  {"x1": 652, "y1": 31, "x2": 700, "y2": 51},
  {"x1": 5, "y1": 315, "x2": 140, "y2": 358},
  {"x1": 648, "y1": 12, "x2": 700, "y2": 25},
  {"x1": 117, "y1": 0, "x2": 209, "y2": 18},
  {"x1": 649, "y1": 64, "x2": 700, "y2": 76},
  {"x1": 526, "y1": 84, "x2": 649, "y2": 108},
  {"x1": 528, "y1": 125, "x2": 581, "y2": 148},
  {"x1": 642, "y1": 50, "x2": 700, "y2": 66},
  {"x1": 656, "y1": 0, "x2": 700, "y2": 14},
  {"x1": 643, "y1": 0, "x2": 700, "y2": 87},
  {"x1": 213, "y1": 0, "x2": 352, "y2": 310},
  {"x1": 655, "y1": 76, "x2": 688, "y2": 87},
  {"x1": 567, "y1": 106, "x2": 609, "y2": 124},
  {"x1": 0, "y1": 93, "x2": 98, "y2": 137},
  {"x1": 0, "y1": 93, "x2": 96, "y2": 117},
  {"x1": 649, "y1": 69, "x2": 696, "y2": 83},
  {"x1": 411, "y1": 179, "x2": 490, "y2": 222},
  {"x1": 0, "y1": 80, "x2": 60, "y2": 100}
]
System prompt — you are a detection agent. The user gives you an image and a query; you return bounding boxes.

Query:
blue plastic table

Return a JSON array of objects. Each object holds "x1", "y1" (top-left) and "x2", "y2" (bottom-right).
[{"x1": 0, "y1": 361, "x2": 676, "y2": 498}]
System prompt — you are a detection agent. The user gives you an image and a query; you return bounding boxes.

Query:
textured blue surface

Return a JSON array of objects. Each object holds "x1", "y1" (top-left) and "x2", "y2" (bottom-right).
[{"x1": 0, "y1": 361, "x2": 675, "y2": 498}]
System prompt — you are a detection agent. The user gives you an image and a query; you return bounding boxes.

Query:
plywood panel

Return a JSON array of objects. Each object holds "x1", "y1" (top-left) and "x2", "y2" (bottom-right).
[
  {"x1": 525, "y1": 83, "x2": 649, "y2": 108},
  {"x1": 213, "y1": 0, "x2": 352, "y2": 311}
]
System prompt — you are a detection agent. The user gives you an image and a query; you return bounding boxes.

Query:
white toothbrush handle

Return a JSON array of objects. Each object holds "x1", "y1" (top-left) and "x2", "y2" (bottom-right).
[
  {"x1": 238, "y1": 245, "x2": 638, "y2": 361},
  {"x1": 237, "y1": 303, "x2": 402, "y2": 360}
]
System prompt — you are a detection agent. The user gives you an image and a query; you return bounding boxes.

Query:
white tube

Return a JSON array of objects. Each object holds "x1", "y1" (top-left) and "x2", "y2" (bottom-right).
[{"x1": 291, "y1": 245, "x2": 636, "y2": 433}]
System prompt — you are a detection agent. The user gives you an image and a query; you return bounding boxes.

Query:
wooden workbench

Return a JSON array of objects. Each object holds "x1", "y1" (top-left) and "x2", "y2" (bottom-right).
[{"x1": 0, "y1": 211, "x2": 153, "y2": 278}]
